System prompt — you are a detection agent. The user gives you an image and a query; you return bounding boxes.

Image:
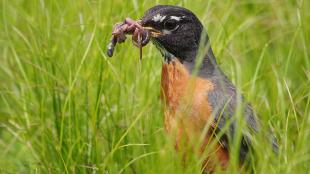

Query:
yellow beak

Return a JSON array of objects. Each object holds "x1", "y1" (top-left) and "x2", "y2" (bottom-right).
[{"x1": 142, "y1": 27, "x2": 162, "y2": 38}]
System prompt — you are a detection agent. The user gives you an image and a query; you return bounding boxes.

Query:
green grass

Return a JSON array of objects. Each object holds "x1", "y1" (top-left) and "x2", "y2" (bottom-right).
[{"x1": 0, "y1": 0, "x2": 309, "y2": 173}]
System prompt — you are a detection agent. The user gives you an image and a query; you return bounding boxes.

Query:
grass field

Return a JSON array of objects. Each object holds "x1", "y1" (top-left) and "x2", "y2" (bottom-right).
[{"x1": 1, "y1": 0, "x2": 309, "y2": 173}]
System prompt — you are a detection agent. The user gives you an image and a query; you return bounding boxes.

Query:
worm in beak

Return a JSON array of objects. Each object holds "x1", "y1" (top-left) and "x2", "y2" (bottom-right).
[{"x1": 107, "y1": 18, "x2": 162, "y2": 60}]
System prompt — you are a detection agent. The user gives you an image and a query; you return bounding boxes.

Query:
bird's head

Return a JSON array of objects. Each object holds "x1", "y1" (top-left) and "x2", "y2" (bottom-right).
[{"x1": 141, "y1": 5, "x2": 205, "y2": 62}]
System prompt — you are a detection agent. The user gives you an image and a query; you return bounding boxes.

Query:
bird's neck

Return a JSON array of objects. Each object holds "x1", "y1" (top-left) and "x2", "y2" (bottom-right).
[
  {"x1": 161, "y1": 32, "x2": 220, "y2": 78},
  {"x1": 179, "y1": 45, "x2": 219, "y2": 78}
]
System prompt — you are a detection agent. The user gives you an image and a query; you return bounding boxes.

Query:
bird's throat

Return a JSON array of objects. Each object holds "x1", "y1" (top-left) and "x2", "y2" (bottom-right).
[
  {"x1": 163, "y1": 55, "x2": 218, "y2": 78},
  {"x1": 153, "y1": 38, "x2": 218, "y2": 77}
]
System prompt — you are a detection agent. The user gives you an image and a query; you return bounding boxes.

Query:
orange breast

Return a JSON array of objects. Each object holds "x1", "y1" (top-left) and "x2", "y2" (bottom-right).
[{"x1": 160, "y1": 58, "x2": 229, "y2": 171}]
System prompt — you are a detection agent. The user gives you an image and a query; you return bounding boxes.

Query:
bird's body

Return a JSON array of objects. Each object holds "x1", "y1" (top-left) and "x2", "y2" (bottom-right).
[
  {"x1": 108, "y1": 4, "x2": 277, "y2": 172},
  {"x1": 161, "y1": 58, "x2": 230, "y2": 169},
  {"x1": 140, "y1": 5, "x2": 261, "y2": 171}
]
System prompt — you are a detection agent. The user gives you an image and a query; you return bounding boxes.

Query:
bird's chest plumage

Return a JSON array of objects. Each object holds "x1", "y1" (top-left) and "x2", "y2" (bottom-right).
[
  {"x1": 160, "y1": 58, "x2": 229, "y2": 169},
  {"x1": 160, "y1": 58, "x2": 214, "y2": 133}
]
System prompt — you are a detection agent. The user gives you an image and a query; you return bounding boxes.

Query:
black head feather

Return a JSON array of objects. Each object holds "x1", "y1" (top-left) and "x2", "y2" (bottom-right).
[{"x1": 141, "y1": 5, "x2": 205, "y2": 62}]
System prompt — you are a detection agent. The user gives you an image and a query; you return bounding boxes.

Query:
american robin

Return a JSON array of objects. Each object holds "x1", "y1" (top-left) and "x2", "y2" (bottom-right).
[{"x1": 108, "y1": 5, "x2": 277, "y2": 173}]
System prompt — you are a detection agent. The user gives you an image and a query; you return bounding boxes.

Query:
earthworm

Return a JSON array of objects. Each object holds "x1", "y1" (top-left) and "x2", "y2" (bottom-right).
[{"x1": 107, "y1": 18, "x2": 151, "y2": 60}]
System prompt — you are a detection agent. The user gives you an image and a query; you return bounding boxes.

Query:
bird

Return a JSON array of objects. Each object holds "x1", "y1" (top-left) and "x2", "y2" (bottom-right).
[{"x1": 110, "y1": 5, "x2": 277, "y2": 173}]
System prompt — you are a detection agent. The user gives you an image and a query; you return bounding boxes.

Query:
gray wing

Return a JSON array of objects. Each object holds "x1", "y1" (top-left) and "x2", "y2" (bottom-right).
[{"x1": 208, "y1": 71, "x2": 259, "y2": 162}]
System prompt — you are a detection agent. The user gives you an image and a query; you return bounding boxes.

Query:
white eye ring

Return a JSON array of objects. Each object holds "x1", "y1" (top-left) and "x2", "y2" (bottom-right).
[
  {"x1": 162, "y1": 25, "x2": 179, "y2": 35},
  {"x1": 162, "y1": 18, "x2": 180, "y2": 34},
  {"x1": 170, "y1": 16, "x2": 182, "y2": 21}
]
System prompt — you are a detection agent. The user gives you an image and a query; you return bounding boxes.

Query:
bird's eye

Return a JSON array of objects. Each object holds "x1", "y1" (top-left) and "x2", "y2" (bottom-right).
[{"x1": 164, "y1": 19, "x2": 179, "y2": 31}]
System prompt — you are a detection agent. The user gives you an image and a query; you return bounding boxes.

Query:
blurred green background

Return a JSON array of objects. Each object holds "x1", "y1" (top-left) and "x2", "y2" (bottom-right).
[{"x1": 0, "y1": 0, "x2": 309, "y2": 173}]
